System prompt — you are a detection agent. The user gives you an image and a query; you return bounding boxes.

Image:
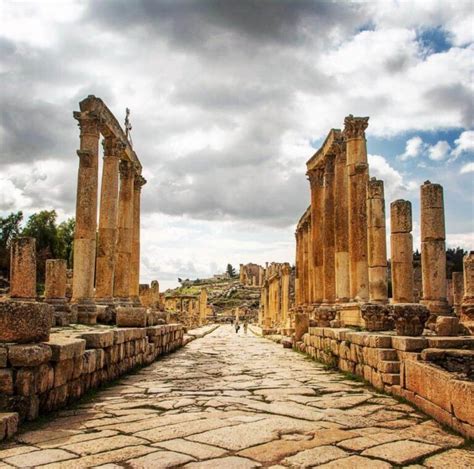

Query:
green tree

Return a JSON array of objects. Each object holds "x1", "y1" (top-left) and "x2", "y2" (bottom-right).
[
  {"x1": 0, "y1": 211, "x2": 23, "y2": 276},
  {"x1": 22, "y1": 210, "x2": 60, "y2": 282},
  {"x1": 57, "y1": 218, "x2": 75, "y2": 268},
  {"x1": 226, "y1": 263, "x2": 236, "y2": 278}
]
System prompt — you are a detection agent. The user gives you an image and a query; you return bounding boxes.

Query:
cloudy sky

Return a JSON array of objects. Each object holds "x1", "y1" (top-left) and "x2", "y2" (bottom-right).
[{"x1": 1, "y1": 0, "x2": 473, "y2": 290}]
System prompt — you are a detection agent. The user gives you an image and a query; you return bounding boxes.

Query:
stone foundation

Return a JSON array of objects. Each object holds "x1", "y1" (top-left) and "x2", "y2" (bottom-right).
[
  {"x1": 297, "y1": 327, "x2": 474, "y2": 438},
  {"x1": 0, "y1": 324, "x2": 184, "y2": 440}
]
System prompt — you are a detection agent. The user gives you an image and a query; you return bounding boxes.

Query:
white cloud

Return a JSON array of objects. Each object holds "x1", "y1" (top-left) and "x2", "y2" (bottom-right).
[
  {"x1": 399, "y1": 136, "x2": 425, "y2": 160},
  {"x1": 451, "y1": 130, "x2": 474, "y2": 159},
  {"x1": 460, "y1": 162, "x2": 474, "y2": 174},
  {"x1": 428, "y1": 140, "x2": 451, "y2": 161}
]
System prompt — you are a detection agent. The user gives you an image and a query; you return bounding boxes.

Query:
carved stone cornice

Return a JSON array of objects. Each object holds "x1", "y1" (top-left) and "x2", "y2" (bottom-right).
[
  {"x1": 343, "y1": 114, "x2": 369, "y2": 140},
  {"x1": 307, "y1": 168, "x2": 324, "y2": 189},
  {"x1": 119, "y1": 159, "x2": 134, "y2": 179}
]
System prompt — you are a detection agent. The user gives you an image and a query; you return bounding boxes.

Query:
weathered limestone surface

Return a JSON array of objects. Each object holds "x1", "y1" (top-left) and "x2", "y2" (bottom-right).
[
  {"x1": 0, "y1": 326, "x2": 468, "y2": 466},
  {"x1": 130, "y1": 175, "x2": 146, "y2": 303},
  {"x1": 367, "y1": 178, "x2": 387, "y2": 303},
  {"x1": 391, "y1": 200, "x2": 414, "y2": 303},
  {"x1": 461, "y1": 251, "x2": 474, "y2": 332},
  {"x1": 420, "y1": 181, "x2": 450, "y2": 316},
  {"x1": 323, "y1": 154, "x2": 336, "y2": 303},
  {"x1": 10, "y1": 237, "x2": 36, "y2": 300},
  {"x1": 345, "y1": 115, "x2": 369, "y2": 302},
  {"x1": 95, "y1": 137, "x2": 121, "y2": 302},
  {"x1": 309, "y1": 169, "x2": 324, "y2": 303},
  {"x1": 44, "y1": 260, "x2": 67, "y2": 300}
]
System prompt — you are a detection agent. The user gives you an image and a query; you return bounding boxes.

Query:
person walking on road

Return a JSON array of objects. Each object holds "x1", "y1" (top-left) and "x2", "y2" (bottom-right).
[
  {"x1": 243, "y1": 321, "x2": 248, "y2": 334},
  {"x1": 235, "y1": 320, "x2": 240, "y2": 334}
]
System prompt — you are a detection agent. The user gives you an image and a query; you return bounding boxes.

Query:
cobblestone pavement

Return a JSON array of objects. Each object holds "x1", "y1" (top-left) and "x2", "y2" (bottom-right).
[{"x1": 1, "y1": 326, "x2": 472, "y2": 468}]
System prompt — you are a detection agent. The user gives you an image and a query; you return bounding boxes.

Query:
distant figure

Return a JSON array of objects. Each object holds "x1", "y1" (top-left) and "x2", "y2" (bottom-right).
[
  {"x1": 243, "y1": 321, "x2": 248, "y2": 334},
  {"x1": 235, "y1": 320, "x2": 240, "y2": 334}
]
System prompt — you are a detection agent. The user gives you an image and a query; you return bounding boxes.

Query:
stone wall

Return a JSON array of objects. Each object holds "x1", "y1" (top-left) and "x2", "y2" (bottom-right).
[
  {"x1": 298, "y1": 327, "x2": 474, "y2": 439},
  {"x1": 0, "y1": 324, "x2": 184, "y2": 437}
]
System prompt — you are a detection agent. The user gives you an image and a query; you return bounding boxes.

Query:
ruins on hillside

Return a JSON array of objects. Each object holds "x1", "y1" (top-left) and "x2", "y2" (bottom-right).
[{"x1": 239, "y1": 263, "x2": 265, "y2": 287}]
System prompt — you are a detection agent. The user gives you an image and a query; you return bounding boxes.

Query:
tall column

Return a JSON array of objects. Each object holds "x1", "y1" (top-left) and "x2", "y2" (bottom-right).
[
  {"x1": 323, "y1": 154, "x2": 336, "y2": 303},
  {"x1": 10, "y1": 237, "x2": 36, "y2": 300},
  {"x1": 281, "y1": 264, "x2": 290, "y2": 326},
  {"x1": 344, "y1": 115, "x2": 369, "y2": 302},
  {"x1": 308, "y1": 168, "x2": 324, "y2": 303},
  {"x1": 295, "y1": 230, "x2": 301, "y2": 305},
  {"x1": 130, "y1": 174, "x2": 146, "y2": 304},
  {"x1": 452, "y1": 271, "x2": 464, "y2": 316},
  {"x1": 420, "y1": 181, "x2": 450, "y2": 315},
  {"x1": 302, "y1": 223, "x2": 309, "y2": 304},
  {"x1": 72, "y1": 114, "x2": 100, "y2": 305},
  {"x1": 95, "y1": 137, "x2": 122, "y2": 303},
  {"x1": 391, "y1": 200, "x2": 414, "y2": 303},
  {"x1": 113, "y1": 160, "x2": 135, "y2": 303},
  {"x1": 460, "y1": 252, "x2": 474, "y2": 331},
  {"x1": 367, "y1": 178, "x2": 388, "y2": 303},
  {"x1": 334, "y1": 142, "x2": 350, "y2": 302}
]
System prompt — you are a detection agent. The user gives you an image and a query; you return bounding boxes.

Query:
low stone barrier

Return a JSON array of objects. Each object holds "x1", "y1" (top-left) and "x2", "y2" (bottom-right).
[
  {"x1": 295, "y1": 327, "x2": 474, "y2": 439},
  {"x1": 0, "y1": 324, "x2": 184, "y2": 437}
]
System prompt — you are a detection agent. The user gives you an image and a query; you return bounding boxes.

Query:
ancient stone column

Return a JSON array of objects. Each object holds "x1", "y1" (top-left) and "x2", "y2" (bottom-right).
[
  {"x1": 130, "y1": 174, "x2": 146, "y2": 304},
  {"x1": 281, "y1": 264, "x2": 291, "y2": 326},
  {"x1": 391, "y1": 200, "x2": 414, "y2": 303},
  {"x1": 308, "y1": 168, "x2": 324, "y2": 303},
  {"x1": 294, "y1": 230, "x2": 301, "y2": 305},
  {"x1": 452, "y1": 271, "x2": 464, "y2": 316},
  {"x1": 199, "y1": 288, "x2": 208, "y2": 325},
  {"x1": 72, "y1": 114, "x2": 100, "y2": 306},
  {"x1": 10, "y1": 237, "x2": 36, "y2": 300},
  {"x1": 45, "y1": 259, "x2": 67, "y2": 300},
  {"x1": 113, "y1": 160, "x2": 135, "y2": 303},
  {"x1": 95, "y1": 137, "x2": 122, "y2": 303},
  {"x1": 461, "y1": 252, "x2": 474, "y2": 331},
  {"x1": 367, "y1": 178, "x2": 388, "y2": 303},
  {"x1": 334, "y1": 141, "x2": 350, "y2": 302},
  {"x1": 420, "y1": 181, "x2": 450, "y2": 315},
  {"x1": 302, "y1": 223, "x2": 309, "y2": 304},
  {"x1": 344, "y1": 115, "x2": 369, "y2": 302},
  {"x1": 323, "y1": 154, "x2": 336, "y2": 303},
  {"x1": 239, "y1": 264, "x2": 244, "y2": 283}
]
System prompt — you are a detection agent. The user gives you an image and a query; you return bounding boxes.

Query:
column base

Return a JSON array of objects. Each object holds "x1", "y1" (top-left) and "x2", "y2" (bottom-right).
[
  {"x1": 420, "y1": 299, "x2": 453, "y2": 330},
  {"x1": 44, "y1": 298, "x2": 72, "y2": 327},
  {"x1": 115, "y1": 297, "x2": 133, "y2": 307},
  {"x1": 70, "y1": 300, "x2": 98, "y2": 325}
]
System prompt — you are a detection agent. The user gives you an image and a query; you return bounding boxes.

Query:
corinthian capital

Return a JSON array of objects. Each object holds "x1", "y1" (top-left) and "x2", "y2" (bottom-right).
[
  {"x1": 307, "y1": 167, "x2": 324, "y2": 189},
  {"x1": 119, "y1": 159, "x2": 134, "y2": 179},
  {"x1": 343, "y1": 115, "x2": 369, "y2": 140},
  {"x1": 134, "y1": 174, "x2": 147, "y2": 190},
  {"x1": 74, "y1": 111, "x2": 100, "y2": 137}
]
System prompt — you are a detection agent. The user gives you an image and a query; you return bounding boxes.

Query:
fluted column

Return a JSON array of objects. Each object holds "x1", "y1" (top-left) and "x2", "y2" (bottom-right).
[
  {"x1": 344, "y1": 115, "x2": 369, "y2": 302},
  {"x1": 130, "y1": 174, "x2": 146, "y2": 304},
  {"x1": 420, "y1": 181, "x2": 450, "y2": 315},
  {"x1": 323, "y1": 154, "x2": 336, "y2": 303},
  {"x1": 113, "y1": 160, "x2": 135, "y2": 302},
  {"x1": 72, "y1": 114, "x2": 100, "y2": 305},
  {"x1": 308, "y1": 168, "x2": 324, "y2": 303},
  {"x1": 334, "y1": 142, "x2": 350, "y2": 302},
  {"x1": 391, "y1": 200, "x2": 414, "y2": 303},
  {"x1": 95, "y1": 137, "x2": 122, "y2": 302},
  {"x1": 367, "y1": 178, "x2": 388, "y2": 303}
]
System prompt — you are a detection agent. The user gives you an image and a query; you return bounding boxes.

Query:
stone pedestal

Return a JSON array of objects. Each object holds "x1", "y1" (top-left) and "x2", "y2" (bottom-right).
[
  {"x1": 95, "y1": 137, "x2": 121, "y2": 304},
  {"x1": 420, "y1": 181, "x2": 451, "y2": 317},
  {"x1": 367, "y1": 178, "x2": 388, "y2": 303},
  {"x1": 294, "y1": 312, "x2": 309, "y2": 342},
  {"x1": 10, "y1": 237, "x2": 36, "y2": 300},
  {"x1": 391, "y1": 200, "x2": 414, "y2": 303},
  {"x1": 44, "y1": 259, "x2": 71, "y2": 326},
  {"x1": 0, "y1": 302, "x2": 52, "y2": 343},
  {"x1": 345, "y1": 115, "x2": 369, "y2": 302}
]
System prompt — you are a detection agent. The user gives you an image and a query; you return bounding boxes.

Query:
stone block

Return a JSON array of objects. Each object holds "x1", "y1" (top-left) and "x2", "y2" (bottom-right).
[
  {"x1": 37, "y1": 363, "x2": 54, "y2": 394},
  {"x1": 371, "y1": 370, "x2": 384, "y2": 390},
  {"x1": 435, "y1": 316, "x2": 459, "y2": 336},
  {"x1": 0, "y1": 347, "x2": 7, "y2": 367},
  {"x1": 8, "y1": 343, "x2": 52, "y2": 367},
  {"x1": 82, "y1": 350, "x2": 97, "y2": 374},
  {"x1": 450, "y1": 379, "x2": 474, "y2": 426},
  {"x1": 116, "y1": 307, "x2": 147, "y2": 327},
  {"x1": 46, "y1": 336, "x2": 86, "y2": 362},
  {"x1": 78, "y1": 331, "x2": 114, "y2": 349},
  {"x1": 426, "y1": 336, "x2": 474, "y2": 349},
  {"x1": 381, "y1": 373, "x2": 400, "y2": 385},
  {"x1": 0, "y1": 301, "x2": 52, "y2": 343},
  {"x1": 0, "y1": 412, "x2": 18, "y2": 440},
  {"x1": 392, "y1": 336, "x2": 427, "y2": 352},
  {"x1": 0, "y1": 369, "x2": 14, "y2": 394},
  {"x1": 15, "y1": 368, "x2": 37, "y2": 396},
  {"x1": 378, "y1": 361, "x2": 400, "y2": 373},
  {"x1": 368, "y1": 334, "x2": 393, "y2": 348},
  {"x1": 54, "y1": 358, "x2": 74, "y2": 387}
]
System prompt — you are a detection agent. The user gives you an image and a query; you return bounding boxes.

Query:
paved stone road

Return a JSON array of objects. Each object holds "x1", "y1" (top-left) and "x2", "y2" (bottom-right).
[{"x1": 0, "y1": 326, "x2": 472, "y2": 468}]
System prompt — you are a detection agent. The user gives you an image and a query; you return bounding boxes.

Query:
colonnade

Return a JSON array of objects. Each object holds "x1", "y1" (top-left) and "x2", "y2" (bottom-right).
[{"x1": 72, "y1": 96, "x2": 146, "y2": 314}]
